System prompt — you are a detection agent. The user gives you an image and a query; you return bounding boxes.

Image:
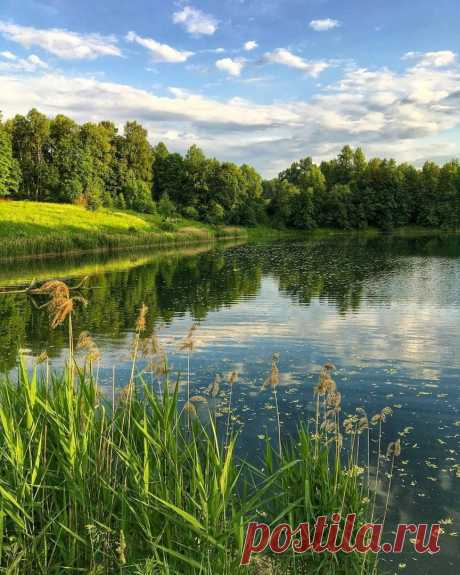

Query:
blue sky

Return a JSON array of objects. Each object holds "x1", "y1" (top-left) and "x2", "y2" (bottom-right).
[{"x1": 0, "y1": 0, "x2": 459, "y2": 175}]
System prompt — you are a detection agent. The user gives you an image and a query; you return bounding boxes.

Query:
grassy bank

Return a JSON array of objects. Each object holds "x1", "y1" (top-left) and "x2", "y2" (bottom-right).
[
  {"x1": 0, "y1": 281, "x2": 402, "y2": 574},
  {"x1": 0, "y1": 201, "x2": 246, "y2": 260},
  {"x1": 1, "y1": 201, "x2": 456, "y2": 260}
]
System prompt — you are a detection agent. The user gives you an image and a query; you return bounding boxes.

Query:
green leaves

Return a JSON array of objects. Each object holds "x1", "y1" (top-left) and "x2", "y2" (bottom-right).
[{"x1": 0, "y1": 361, "x2": 371, "y2": 573}]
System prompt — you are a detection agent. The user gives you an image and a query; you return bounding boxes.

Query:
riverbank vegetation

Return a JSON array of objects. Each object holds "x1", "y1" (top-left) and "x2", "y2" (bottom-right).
[
  {"x1": 0, "y1": 200, "x2": 244, "y2": 259},
  {"x1": 0, "y1": 281, "x2": 400, "y2": 573},
  {"x1": 1, "y1": 109, "x2": 459, "y2": 234}
]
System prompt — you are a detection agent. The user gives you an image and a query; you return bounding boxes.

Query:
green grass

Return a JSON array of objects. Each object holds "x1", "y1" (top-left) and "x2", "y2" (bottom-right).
[
  {"x1": 0, "y1": 200, "x2": 246, "y2": 259},
  {"x1": 0, "y1": 284, "x2": 393, "y2": 574}
]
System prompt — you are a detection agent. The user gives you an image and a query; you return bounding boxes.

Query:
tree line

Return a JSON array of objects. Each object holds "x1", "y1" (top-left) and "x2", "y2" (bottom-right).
[{"x1": 1, "y1": 108, "x2": 459, "y2": 229}]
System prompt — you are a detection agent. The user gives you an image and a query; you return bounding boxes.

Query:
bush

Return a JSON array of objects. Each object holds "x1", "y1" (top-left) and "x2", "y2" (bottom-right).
[
  {"x1": 182, "y1": 205, "x2": 199, "y2": 220},
  {"x1": 158, "y1": 193, "x2": 176, "y2": 218},
  {"x1": 159, "y1": 219, "x2": 176, "y2": 232}
]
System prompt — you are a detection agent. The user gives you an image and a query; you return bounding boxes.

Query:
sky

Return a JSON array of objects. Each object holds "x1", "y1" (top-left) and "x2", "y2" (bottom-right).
[{"x1": 0, "y1": 0, "x2": 460, "y2": 176}]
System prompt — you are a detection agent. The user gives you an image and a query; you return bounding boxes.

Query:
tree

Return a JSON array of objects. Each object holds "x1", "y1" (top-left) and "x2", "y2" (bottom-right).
[
  {"x1": 235, "y1": 164, "x2": 264, "y2": 225},
  {"x1": 436, "y1": 160, "x2": 460, "y2": 228},
  {"x1": 47, "y1": 114, "x2": 86, "y2": 203},
  {"x1": 114, "y1": 122, "x2": 155, "y2": 212},
  {"x1": 290, "y1": 187, "x2": 316, "y2": 229},
  {"x1": 417, "y1": 161, "x2": 440, "y2": 226},
  {"x1": 184, "y1": 145, "x2": 209, "y2": 209},
  {"x1": 9, "y1": 109, "x2": 50, "y2": 200},
  {"x1": 2, "y1": 107, "x2": 459, "y2": 231},
  {"x1": 153, "y1": 144, "x2": 187, "y2": 207},
  {"x1": 264, "y1": 179, "x2": 299, "y2": 227},
  {"x1": 80, "y1": 122, "x2": 117, "y2": 207},
  {"x1": 0, "y1": 119, "x2": 20, "y2": 198},
  {"x1": 318, "y1": 184, "x2": 352, "y2": 228}
]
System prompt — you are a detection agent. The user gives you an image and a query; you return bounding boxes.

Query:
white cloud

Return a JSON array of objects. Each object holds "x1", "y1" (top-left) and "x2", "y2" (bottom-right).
[
  {"x1": 0, "y1": 21, "x2": 121, "y2": 59},
  {"x1": 173, "y1": 5, "x2": 218, "y2": 36},
  {"x1": 216, "y1": 57, "x2": 244, "y2": 77},
  {"x1": 0, "y1": 50, "x2": 16, "y2": 60},
  {"x1": 0, "y1": 72, "x2": 299, "y2": 131},
  {"x1": 0, "y1": 51, "x2": 460, "y2": 176},
  {"x1": 264, "y1": 48, "x2": 329, "y2": 77},
  {"x1": 0, "y1": 53, "x2": 49, "y2": 72},
  {"x1": 403, "y1": 50, "x2": 456, "y2": 68},
  {"x1": 126, "y1": 31, "x2": 193, "y2": 63},
  {"x1": 244, "y1": 40, "x2": 258, "y2": 51},
  {"x1": 27, "y1": 54, "x2": 48, "y2": 68},
  {"x1": 309, "y1": 18, "x2": 340, "y2": 32}
]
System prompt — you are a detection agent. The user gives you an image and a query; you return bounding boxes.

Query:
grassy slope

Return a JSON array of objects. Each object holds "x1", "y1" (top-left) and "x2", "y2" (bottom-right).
[{"x1": 0, "y1": 200, "x2": 245, "y2": 259}]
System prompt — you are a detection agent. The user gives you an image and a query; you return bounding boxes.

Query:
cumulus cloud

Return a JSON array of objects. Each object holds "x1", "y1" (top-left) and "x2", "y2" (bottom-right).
[
  {"x1": 173, "y1": 5, "x2": 218, "y2": 36},
  {"x1": 264, "y1": 48, "x2": 329, "y2": 77},
  {"x1": 403, "y1": 50, "x2": 456, "y2": 68},
  {"x1": 126, "y1": 31, "x2": 193, "y2": 63},
  {"x1": 0, "y1": 72, "x2": 299, "y2": 132},
  {"x1": 216, "y1": 57, "x2": 244, "y2": 77},
  {"x1": 0, "y1": 51, "x2": 460, "y2": 176},
  {"x1": 309, "y1": 18, "x2": 341, "y2": 32},
  {"x1": 0, "y1": 20, "x2": 121, "y2": 59},
  {"x1": 244, "y1": 40, "x2": 258, "y2": 51}
]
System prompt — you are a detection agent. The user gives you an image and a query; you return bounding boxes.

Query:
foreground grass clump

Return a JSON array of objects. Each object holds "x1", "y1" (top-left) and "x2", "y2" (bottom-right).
[
  {"x1": 0, "y1": 282, "x2": 393, "y2": 574},
  {"x1": 0, "y1": 200, "x2": 245, "y2": 259}
]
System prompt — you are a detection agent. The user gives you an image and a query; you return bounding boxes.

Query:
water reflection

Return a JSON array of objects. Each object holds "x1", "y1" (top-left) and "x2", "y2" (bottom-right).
[{"x1": 0, "y1": 234, "x2": 460, "y2": 573}]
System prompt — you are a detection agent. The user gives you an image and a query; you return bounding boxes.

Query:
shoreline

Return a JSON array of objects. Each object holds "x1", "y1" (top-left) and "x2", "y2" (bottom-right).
[
  {"x1": 0, "y1": 231, "x2": 247, "y2": 262},
  {"x1": 1, "y1": 201, "x2": 458, "y2": 262}
]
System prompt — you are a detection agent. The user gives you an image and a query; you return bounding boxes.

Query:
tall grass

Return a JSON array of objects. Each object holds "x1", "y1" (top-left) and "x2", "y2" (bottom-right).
[
  {"x1": 0, "y1": 282, "x2": 399, "y2": 574},
  {"x1": 0, "y1": 201, "x2": 246, "y2": 260}
]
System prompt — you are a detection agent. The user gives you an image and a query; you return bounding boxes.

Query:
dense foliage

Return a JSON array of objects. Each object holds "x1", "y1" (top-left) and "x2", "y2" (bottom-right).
[{"x1": 1, "y1": 109, "x2": 459, "y2": 229}]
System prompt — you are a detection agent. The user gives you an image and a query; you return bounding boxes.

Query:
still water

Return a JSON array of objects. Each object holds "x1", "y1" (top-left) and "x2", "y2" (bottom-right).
[{"x1": 1, "y1": 234, "x2": 459, "y2": 573}]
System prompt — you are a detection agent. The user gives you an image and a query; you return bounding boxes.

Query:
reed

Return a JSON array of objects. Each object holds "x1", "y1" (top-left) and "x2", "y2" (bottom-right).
[{"x1": 0, "y1": 281, "x2": 400, "y2": 574}]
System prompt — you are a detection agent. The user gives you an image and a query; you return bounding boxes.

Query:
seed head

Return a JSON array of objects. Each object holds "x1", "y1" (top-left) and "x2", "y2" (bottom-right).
[
  {"x1": 184, "y1": 401, "x2": 197, "y2": 417},
  {"x1": 228, "y1": 371, "x2": 239, "y2": 386},
  {"x1": 207, "y1": 375, "x2": 221, "y2": 397},
  {"x1": 136, "y1": 304, "x2": 148, "y2": 333}
]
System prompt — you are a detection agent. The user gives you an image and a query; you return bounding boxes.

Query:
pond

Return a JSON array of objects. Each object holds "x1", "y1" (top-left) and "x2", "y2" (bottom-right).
[{"x1": 1, "y1": 234, "x2": 459, "y2": 573}]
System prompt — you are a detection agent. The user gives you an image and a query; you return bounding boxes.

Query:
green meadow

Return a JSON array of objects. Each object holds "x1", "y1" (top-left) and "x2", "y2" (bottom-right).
[{"x1": 0, "y1": 201, "x2": 245, "y2": 259}]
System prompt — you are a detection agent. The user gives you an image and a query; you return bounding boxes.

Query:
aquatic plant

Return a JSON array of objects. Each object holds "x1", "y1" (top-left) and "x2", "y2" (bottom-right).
[{"x1": 0, "y1": 281, "x2": 402, "y2": 574}]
